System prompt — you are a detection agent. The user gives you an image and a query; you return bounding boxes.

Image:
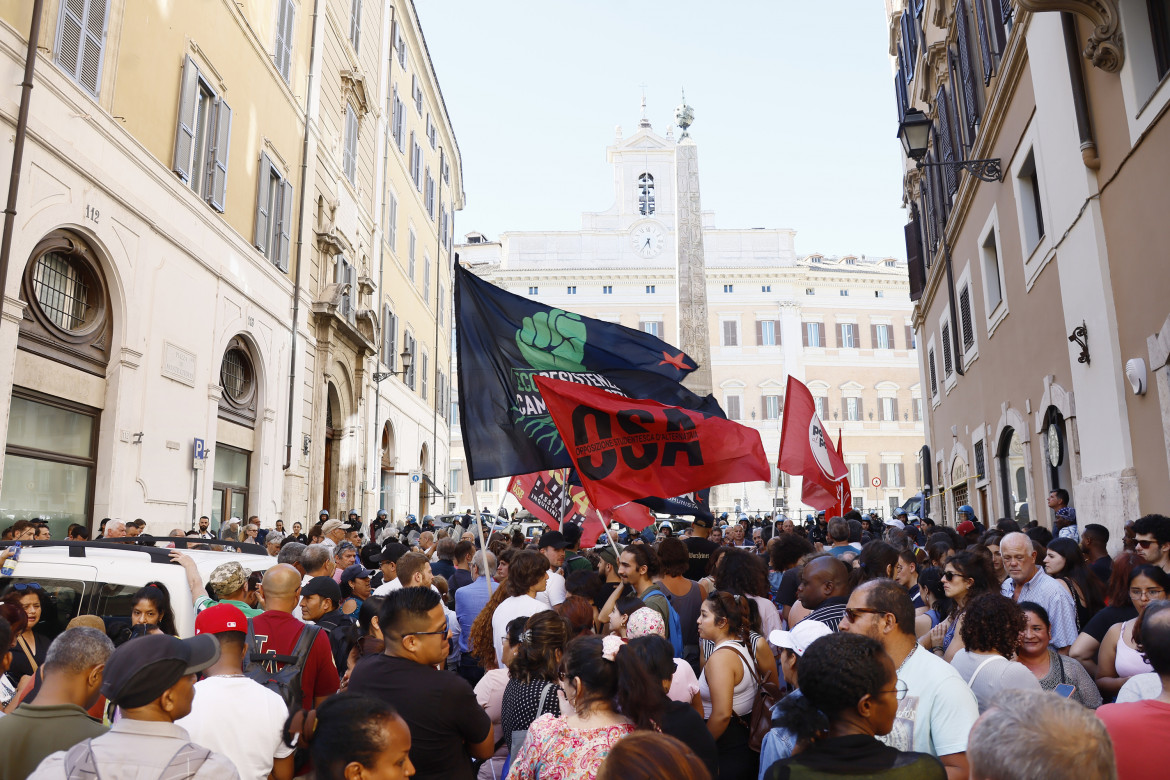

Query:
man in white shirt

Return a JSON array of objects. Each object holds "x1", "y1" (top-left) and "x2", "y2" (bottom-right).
[
  {"x1": 177, "y1": 605, "x2": 294, "y2": 780},
  {"x1": 535, "y1": 530, "x2": 568, "y2": 608}
]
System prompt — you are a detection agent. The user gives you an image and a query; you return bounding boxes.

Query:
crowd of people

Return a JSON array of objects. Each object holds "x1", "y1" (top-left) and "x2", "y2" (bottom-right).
[{"x1": 1, "y1": 502, "x2": 1169, "y2": 779}]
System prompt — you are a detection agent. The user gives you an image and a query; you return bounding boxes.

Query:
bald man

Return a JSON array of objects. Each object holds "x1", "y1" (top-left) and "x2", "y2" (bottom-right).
[
  {"x1": 999, "y1": 532, "x2": 1077, "y2": 651},
  {"x1": 796, "y1": 555, "x2": 852, "y2": 630},
  {"x1": 251, "y1": 564, "x2": 339, "y2": 708}
]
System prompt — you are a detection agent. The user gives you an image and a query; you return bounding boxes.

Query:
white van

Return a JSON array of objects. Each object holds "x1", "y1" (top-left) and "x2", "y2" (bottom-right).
[{"x1": 1, "y1": 540, "x2": 277, "y2": 638}]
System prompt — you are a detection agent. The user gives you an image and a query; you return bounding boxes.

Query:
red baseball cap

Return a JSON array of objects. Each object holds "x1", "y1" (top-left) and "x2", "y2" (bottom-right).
[{"x1": 195, "y1": 603, "x2": 248, "y2": 635}]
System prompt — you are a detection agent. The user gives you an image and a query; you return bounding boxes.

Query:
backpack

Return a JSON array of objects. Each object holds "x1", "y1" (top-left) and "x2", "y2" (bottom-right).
[
  {"x1": 641, "y1": 585, "x2": 685, "y2": 658},
  {"x1": 243, "y1": 618, "x2": 321, "y2": 712}
]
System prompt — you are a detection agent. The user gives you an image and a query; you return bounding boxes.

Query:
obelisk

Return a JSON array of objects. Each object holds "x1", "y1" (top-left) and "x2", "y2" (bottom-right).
[{"x1": 674, "y1": 94, "x2": 713, "y2": 397}]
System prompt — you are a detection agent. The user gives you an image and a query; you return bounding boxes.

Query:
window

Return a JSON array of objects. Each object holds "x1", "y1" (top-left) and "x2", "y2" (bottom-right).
[
  {"x1": 385, "y1": 188, "x2": 398, "y2": 250},
  {"x1": 410, "y1": 135, "x2": 422, "y2": 191},
  {"x1": 959, "y1": 285, "x2": 975, "y2": 350},
  {"x1": 845, "y1": 257, "x2": 857, "y2": 265},
  {"x1": 273, "y1": 0, "x2": 296, "y2": 81},
  {"x1": 875, "y1": 290, "x2": 885, "y2": 298},
  {"x1": 603, "y1": 285, "x2": 613, "y2": 294},
  {"x1": 804, "y1": 322, "x2": 825, "y2": 348},
  {"x1": 928, "y1": 346, "x2": 939, "y2": 397},
  {"x1": 438, "y1": 284, "x2": 445, "y2": 327},
  {"x1": 757, "y1": 320, "x2": 779, "y2": 346},
  {"x1": 392, "y1": 88, "x2": 405, "y2": 152},
  {"x1": 408, "y1": 230, "x2": 416, "y2": 280},
  {"x1": 421, "y1": 350, "x2": 429, "y2": 399},
  {"x1": 761, "y1": 284, "x2": 772, "y2": 292},
  {"x1": 873, "y1": 324, "x2": 892, "y2": 350},
  {"x1": 172, "y1": 56, "x2": 232, "y2": 211},
  {"x1": 443, "y1": 158, "x2": 450, "y2": 185},
  {"x1": 1152, "y1": 0, "x2": 1170, "y2": 79},
  {"x1": 763, "y1": 395, "x2": 782, "y2": 420},
  {"x1": 566, "y1": 286, "x2": 576, "y2": 294},
  {"x1": 334, "y1": 256, "x2": 356, "y2": 322},
  {"x1": 404, "y1": 332, "x2": 417, "y2": 390},
  {"x1": 450, "y1": 399, "x2": 459, "y2": 426},
  {"x1": 31, "y1": 251, "x2": 97, "y2": 332},
  {"x1": 974, "y1": 439, "x2": 986, "y2": 481},
  {"x1": 845, "y1": 396, "x2": 861, "y2": 421},
  {"x1": 942, "y1": 323, "x2": 954, "y2": 377},
  {"x1": 849, "y1": 463, "x2": 867, "y2": 487},
  {"x1": 809, "y1": 255, "x2": 823, "y2": 263},
  {"x1": 423, "y1": 254, "x2": 431, "y2": 303},
  {"x1": 381, "y1": 304, "x2": 398, "y2": 369},
  {"x1": 881, "y1": 396, "x2": 898, "y2": 421},
  {"x1": 253, "y1": 152, "x2": 293, "y2": 272},
  {"x1": 814, "y1": 395, "x2": 828, "y2": 420},
  {"x1": 885, "y1": 260, "x2": 897, "y2": 268},
  {"x1": 646, "y1": 285, "x2": 656, "y2": 294},
  {"x1": 906, "y1": 325, "x2": 917, "y2": 349},
  {"x1": 397, "y1": 27, "x2": 406, "y2": 68},
  {"x1": 55, "y1": 0, "x2": 108, "y2": 96},
  {"x1": 425, "y1": 170, "x2": 435, "y2": 218},
  {"x1": 348, "y1": 0, "x2": 362, "y2": 53},
  {"x1": 412, "y1": 75, "x2": 423, "y2": 114},
  {"x1": 427, "y1": 114, "x2": 437, "y2": 148},
  {"x1": 915, "y1": 397, "x2": 924, "y2": 421},
  {"x1": 342, "y1": 104, "x2": 359, "y2": 185},
  {"x1": 1017, "y1": 149, "x2": 1045, "y2": 253},
  {"x1": 725, "y1": 395, "x2": 742, "y2": 420},
  {"x1": 449, "y1": 467, "x2": 461, "y2": 493},
  {"x1": 723, "y1": 284, "x2": 734, "y2": 293},
  {"x1": 886, "y1": 462, "x2": 905, "y2": 487},
  {"x1": 640, "y1": 321, "x2": 661, "y2": 337},
  {"x1": 981, "y1": 225, "x2": 1003, "y2": 311},
  {"x1": 722, "y1": 320, "x2": 739, "y2": 347},
  {"x1": 805, "y1": 288, "x2": 815, "y2": 295},
  {"x1": 638, "y1": 173, "x2": 655, "y2": 215},
  {"x1": 838, "y1": 323, "x2": 858, "y2": 349},
  {"x1": 839, "y1": 289, "x2": 850, "y2": 297}
]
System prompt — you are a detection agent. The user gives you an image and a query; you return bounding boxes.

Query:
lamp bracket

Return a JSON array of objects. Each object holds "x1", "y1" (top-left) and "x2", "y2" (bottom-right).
[{"x1": 916, "y1": 158, "x2": 1004, "y2": 183}]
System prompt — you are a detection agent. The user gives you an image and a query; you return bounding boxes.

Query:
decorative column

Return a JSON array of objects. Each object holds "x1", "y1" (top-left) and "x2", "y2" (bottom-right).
[{"x1": 673, "y1": 95, "x2": 713, "y2": 397}]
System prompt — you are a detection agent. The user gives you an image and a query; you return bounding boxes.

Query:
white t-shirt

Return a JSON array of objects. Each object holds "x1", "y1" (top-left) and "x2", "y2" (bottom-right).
[
  {"x1": 373, "y1": 578, "x2": 403, "y2": 597},
  {"x1": 949, "y1": 649, "x2": 1041, "y2": 713},
  {"x1": 176, "y1": 675, "x2": 294, "y2": 780},
  {"x1": 1117, "y1": 672, "x2": 1163, "y2": 703},
  {"x1": 880, "y1": 645, "x2": 979, "y2": 758},
  {"x1": 492, "y1": 595, "x2": 546, "y2": 666},
  {"x1": 536, "y1": 570, "x2": 566, "y2": 608}
]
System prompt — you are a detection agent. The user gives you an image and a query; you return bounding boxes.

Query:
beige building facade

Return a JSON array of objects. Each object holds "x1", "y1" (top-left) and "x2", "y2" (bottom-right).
[
  {"x1": 0, "y1": 0, "x2": 459, "y2": 535},
  {"x1": 452, "y1": 116, "x2": 924, "y2": 518},
  {"x1": 888, "y1": 0, "x2": 1170, "y2": 546}
]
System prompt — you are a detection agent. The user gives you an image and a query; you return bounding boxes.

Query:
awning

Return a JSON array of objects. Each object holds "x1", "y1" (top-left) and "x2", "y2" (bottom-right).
[{"x1": 421, "y1": 473, "x2": 445, "y2": 497}]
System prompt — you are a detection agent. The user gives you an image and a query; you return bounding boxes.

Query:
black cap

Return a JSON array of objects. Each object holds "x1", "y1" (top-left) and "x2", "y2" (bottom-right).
[
  {"x1": 692, "y1": 515, "x2": 713, "y2": 529},
  {"x1": 371, "y1": 541, "x2": 409, "y2": 564},
  {"x1": 537, "y1": 530, "x2": 569, "y2": 550},
  {"x1": 302, "y1": 576, "x2": 342, "y2": 603},
  {"x1": 101, "y1": 634, "x2": 220, "y2": 708},
  {"x1": 561, "y1": 523, "x2": 582, "y2": 547}
]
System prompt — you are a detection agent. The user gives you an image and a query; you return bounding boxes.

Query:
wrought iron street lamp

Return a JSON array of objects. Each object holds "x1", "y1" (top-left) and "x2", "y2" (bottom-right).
[
  {"x1": 897, "y1": 108, "x2": 1003, "y2": 183},
  {"x1": 373, "y1": 347, "x2": 413, "y2": 384}
]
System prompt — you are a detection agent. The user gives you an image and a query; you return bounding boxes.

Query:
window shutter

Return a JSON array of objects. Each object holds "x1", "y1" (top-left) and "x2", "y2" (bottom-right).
[
  {"x1": 172, "y1": 56, "x2": 199, "y2": 182},
  {"x1": 802, "y1": 324, "x2": 809, "y2": 347},
  {"x1": 208, "y1": 97, "x2": 232, "y2": 212},
  {"x1": 818, "y1": 324, "x2": 826, "y2": 348},
  {"x1": 389, "y1": 18, "x2": 398, "y2": 70},
  {"x1": 905, "y1": 325, "x2": 914, "y2": 349},
  {"x1": 921, "y1": 162, "x2": 937, "y2": 254},
  {"x1": 276, "y1": 0, "x2": 295, "y2": 81},
  {"x1": 56, "y1": 1, "x2": 85, "y2": 85},
  {"x1": 870, "y1": 324, "x2": 878, "y2": 349},
  {"x1": 755, "y1": 320, "x2": 763, "y2": 346},
  {"x1": 894, "y1": 68, "x2": 908, "y2": 124},
  {"x1": 954, "y1": 1, "x2": 981, "y2": 146},
  {"x1": 942, "y1": 323, "x2": 954, "y2": 376},
  {"x1": 773, "y1": 321, "x2": 781, "y2": 345},
  {"x1": 959, "y1": 286, "x2": 974, "y2": 349},
  {"x1": 891, "y1": 398, "x2": 900, "y2": 421},
  {"x1": 78, "y1": 0, "x2": 107, "y2": 95},
  {"x1": 350, "y1": 0, "x2": 362, "y2": 53},
  {"x1": 841, "y1": 397, "x2": 848, "y2": 420},
  {"x1": 388, "y1": 313, "x2": 397, "y2": 370},
  {"x1": 857, "y1": 397, "x2": 865, "y2": 420},
  {"x1": 335, "y1": 257, "x2": 350, "y2": 319},
  {"x1": 929, "y1": 348, "x2": 938, "y2": 396},
  {"x1": 277, "y1": 179, "x2": 293, "y2": 272},
  {"x1": 905, "y1": 215, "x2": 925, "y2": 302},
  {"x1": 935, "y1": 87, "x2": 958, "y2": 199},
  {"x1": 274, "y1": 0, "x2": 288, "y2": 76},
  {"x1": 836, "y1": 324, "x2": 844, "y2": 348},
  {"x1": 253, "y1": 153, "x2": 272, "y2": 253},
  {"x1": 973, "y1": 0, "x2": 995, "y2": 84},
  {"x1": 862, "y1": 463, "x2": 870, "y2": 484}
]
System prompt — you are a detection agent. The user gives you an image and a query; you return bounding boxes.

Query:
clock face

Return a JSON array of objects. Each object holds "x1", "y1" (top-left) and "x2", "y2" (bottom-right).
[
  {"x1": 630, "y1": 224, "x2": 666, "y2": 258},
  {"x1": 1047, "y1": 424, "x2": 1062, "y2": 468}
]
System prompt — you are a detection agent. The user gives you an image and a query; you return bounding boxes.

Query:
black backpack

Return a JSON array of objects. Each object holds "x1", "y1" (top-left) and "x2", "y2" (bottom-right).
[{"x1": 243, "y1": 618, "x2": 321, "y2": 712}]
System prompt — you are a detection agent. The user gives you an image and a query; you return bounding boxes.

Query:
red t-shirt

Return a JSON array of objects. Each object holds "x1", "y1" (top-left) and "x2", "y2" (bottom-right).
[
  {"x1": 250, "y1": 609, "x2": 340, "y2": 708},
  {"x1": 1097, "y1": 699, "x2": 1170, "y2": 780}
]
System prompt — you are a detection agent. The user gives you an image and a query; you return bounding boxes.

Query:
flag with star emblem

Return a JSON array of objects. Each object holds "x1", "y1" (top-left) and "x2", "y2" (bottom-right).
[{"x1": 456, "y1": 264, "x2": 724, "y2": 481}]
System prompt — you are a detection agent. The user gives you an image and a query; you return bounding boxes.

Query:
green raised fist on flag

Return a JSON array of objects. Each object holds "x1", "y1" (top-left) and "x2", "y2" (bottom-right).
[{"x1": 516, "y1": 309, "x2": 587, "y2": 371}]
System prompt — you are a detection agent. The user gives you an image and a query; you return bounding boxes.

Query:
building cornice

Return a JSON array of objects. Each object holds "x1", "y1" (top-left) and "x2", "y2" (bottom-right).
[{"x1": 1015, "y1": 0, "x2": 1124, "y2": 72}]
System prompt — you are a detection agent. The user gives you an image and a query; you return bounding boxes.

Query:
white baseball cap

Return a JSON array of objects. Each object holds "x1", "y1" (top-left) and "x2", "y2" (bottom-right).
[{"x1": 769, "y1": 619, "x2": 833, "y2": 656}]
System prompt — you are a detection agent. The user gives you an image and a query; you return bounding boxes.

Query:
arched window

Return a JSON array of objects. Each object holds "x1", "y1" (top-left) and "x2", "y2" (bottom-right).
[
  {"x1": 997, "y1": 427, "x2": 1027, "y2": 521},
  {"x1": 638, "y1": 173, "x2": 655, "y2": 215},
  {"x1": 1043, "y1": 406, "x2": 1071, "y2": 495},
  {"x1": 218, "y1": 337, "x2": 258, "y2": 427}
]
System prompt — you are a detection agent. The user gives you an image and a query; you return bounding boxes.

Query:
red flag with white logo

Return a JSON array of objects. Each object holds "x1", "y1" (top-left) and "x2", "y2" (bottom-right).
[
  {"x1": 534, "y1": 376, "x2": 771, "y2": 512},
  {"x1": 778, "y1": 375, "x2": 850, "y2": 512}
]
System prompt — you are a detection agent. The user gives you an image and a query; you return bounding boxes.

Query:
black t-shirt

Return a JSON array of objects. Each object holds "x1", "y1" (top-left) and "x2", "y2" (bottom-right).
[
  {"x1": 776, "y1": 568, "x2": 801, "y2": 608},
  {"x1": 348, "y1": 654, "x2": 491, "y2": 780},
  {"x1": 1082, "y1": 604, "x2": 1137, "y2": 643},
  {"x1": 683, "y1": 536, "x2": 720, "y2": 581},
  {"x1": 661, "y1": 699, "x2": 719, "y2": 778},
  {"x1": 1090, "y1": 555, "x2": 1113, "y2": 585}
]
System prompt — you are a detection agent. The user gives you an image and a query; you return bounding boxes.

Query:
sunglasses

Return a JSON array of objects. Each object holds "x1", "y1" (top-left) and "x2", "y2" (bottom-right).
[
  {"x1": 1135, "y1": 539, "x2": 1160, "y2": 549},
  {"x1": 941, "y1": 571, "x2": 966, "y2": 581},
  {"x1": 845, "y1": 607, "x2": 890, "y2": 622}
]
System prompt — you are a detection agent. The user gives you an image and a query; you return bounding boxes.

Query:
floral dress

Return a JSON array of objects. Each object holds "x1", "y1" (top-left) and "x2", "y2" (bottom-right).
[{"x1": 504, "y1": 713, "x2": 635, "y2": 780}]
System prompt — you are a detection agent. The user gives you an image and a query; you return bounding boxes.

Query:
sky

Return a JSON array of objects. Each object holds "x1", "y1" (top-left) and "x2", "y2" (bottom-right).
[{"x1": 416, "y1": 1, "x2": 908, "y2": 259}]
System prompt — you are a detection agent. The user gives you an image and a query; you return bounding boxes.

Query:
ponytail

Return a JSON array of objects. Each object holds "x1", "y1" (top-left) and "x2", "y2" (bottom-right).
[
  {"x1": 613, "y1": 643, "x2": 665, "y2": 730},
  {"x1": 705, "y1": 590, "x2": 752, "y2": 641}
]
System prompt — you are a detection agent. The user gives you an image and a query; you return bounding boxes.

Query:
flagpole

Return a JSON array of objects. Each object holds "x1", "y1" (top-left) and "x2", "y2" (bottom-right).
[
  {"x1": 559, "y1": 468, "x2": 568, "y2": 532},
  {"x1": 470, "y1": 481, "x2": 492, "y2": 604}
]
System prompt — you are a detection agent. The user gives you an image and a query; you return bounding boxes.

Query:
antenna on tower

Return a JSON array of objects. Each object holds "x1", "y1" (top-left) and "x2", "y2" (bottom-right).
[{"x1": 638, "y1": 83, "x2": 651, "y2": 128}]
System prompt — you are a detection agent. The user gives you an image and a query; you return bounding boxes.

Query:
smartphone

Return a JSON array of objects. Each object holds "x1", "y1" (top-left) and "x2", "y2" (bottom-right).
[{"x1": 1054, "y1": 683, "x2": 1076, "y2": 698}]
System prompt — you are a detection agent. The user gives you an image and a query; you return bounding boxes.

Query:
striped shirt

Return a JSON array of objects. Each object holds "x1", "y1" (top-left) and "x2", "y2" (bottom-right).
[
  {"x1": 804, "y1": 596, "x2": 850, "y2": 632},
  {"x1": 1001, "y1": 568, "x2": 1078, "y2": 649}
]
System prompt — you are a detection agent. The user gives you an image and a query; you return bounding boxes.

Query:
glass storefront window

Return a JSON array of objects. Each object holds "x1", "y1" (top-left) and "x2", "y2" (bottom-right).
[
  {"x1": 213, "y1": 445, "x2": 249, "y2": 487},
  {"x1": 7, "y1": 396, "x2": 93, "y2": 458}
]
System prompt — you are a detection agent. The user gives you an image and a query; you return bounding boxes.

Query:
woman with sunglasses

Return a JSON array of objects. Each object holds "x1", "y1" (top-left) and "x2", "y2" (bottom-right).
[
  {"x1": 919, "y1": 550, "x2": 995, "y2": 662},
  {"x1": 765, "y1": 632, "x2": 945, "y2": 780},
  {"x1": 0, "y1": 584, "x2": 50, "y2": 690},
  {"x1": 506, "y1": 634, "x2": 662, "y2": 780},
  {"x1": 946, "y1": 593, "x2": 1040, "y2": 713},
  {"x1": 1095, "y1": 564, "x2": 1170, "y2": 697}
]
